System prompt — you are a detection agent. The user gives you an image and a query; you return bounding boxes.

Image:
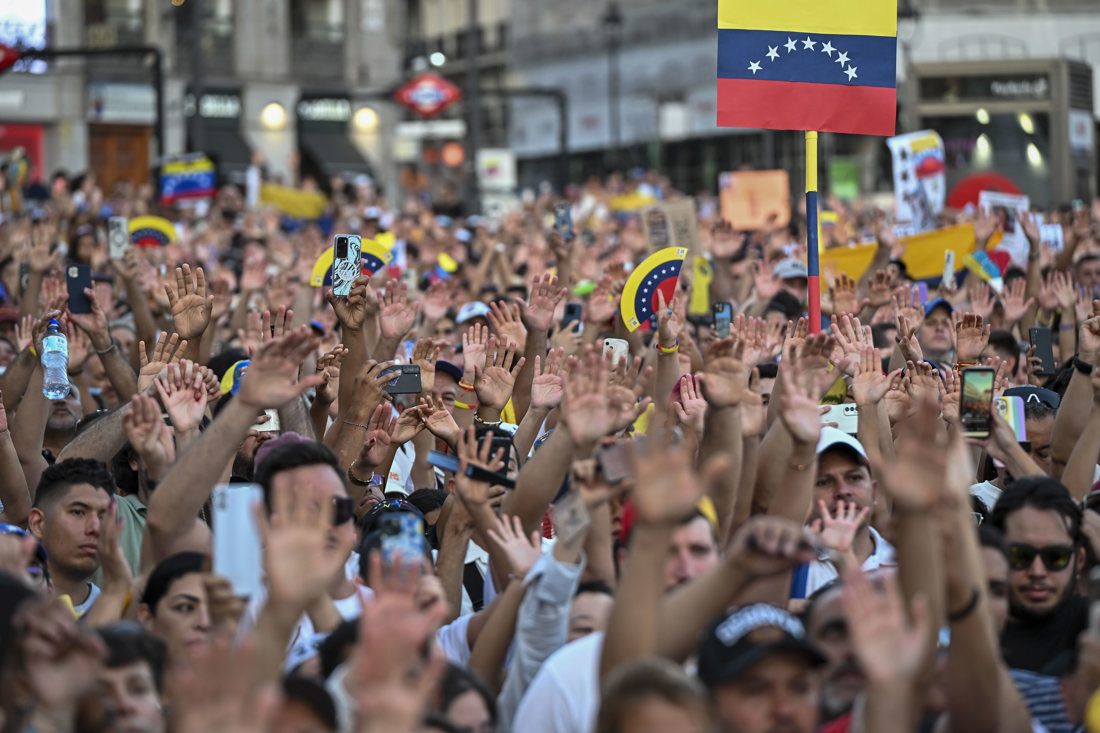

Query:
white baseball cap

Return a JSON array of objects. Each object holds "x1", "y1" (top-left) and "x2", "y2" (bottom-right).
[{"x1": 816, "y1": 426, "x2": 869, "y2": 465}]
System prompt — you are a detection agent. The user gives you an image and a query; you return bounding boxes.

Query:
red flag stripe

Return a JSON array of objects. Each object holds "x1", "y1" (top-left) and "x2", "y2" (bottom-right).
[{"x1": 716, "y1": 78, "x2": 895, "y2": 136}]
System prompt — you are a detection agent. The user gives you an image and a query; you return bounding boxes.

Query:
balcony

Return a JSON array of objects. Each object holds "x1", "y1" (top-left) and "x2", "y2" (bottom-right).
[{"x1": 292, "y1": 23, "x2": 346, "y2": 82}]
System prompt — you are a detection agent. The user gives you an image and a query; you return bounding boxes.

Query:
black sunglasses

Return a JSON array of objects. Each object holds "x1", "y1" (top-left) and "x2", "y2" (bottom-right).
[
  {"x1": 1007, "y1": 543, "x2": 1075, "y2": 572},
  {"x1": 333, "y1": 497, "x2": 355, "y2": 526}
]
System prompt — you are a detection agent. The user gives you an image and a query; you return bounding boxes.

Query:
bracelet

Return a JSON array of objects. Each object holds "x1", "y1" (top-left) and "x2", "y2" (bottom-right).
[
  {"x1": 656, "y1": 339, "x2": 679, "y2": 354},
  {"x1": 458, "y1": 380, "x2": 475, "y2": 392},
  {"x1": 473, "y1": 414, "x2": 501, "y2": 426},
  {"x1": 1073, "y1": 356, "x2": 1095, "y2": 375},
  {"x1": 454, "y1": 400, "x2": 474, "y2": 410},
  {"x1": 342, "y1": 419, "x2": 369, "y2": 430},
  {"x1": 788, "y1": 461, "x2": 811, "y2": 472},
  {"x1": 1059, "y1": 322, "x2": 1076, "y2": 331},
  {"x1": 95, "y1": 341, "x2": 116, "y2": 356},
  {"x1": 28, "y1": 345, "x2": 36, "y2": 358},
  {"x1": 347, "y1": 465, "x2": 375, "y2": 486},
  {"x1": 947, "y1": 587, "x2": 981, "y2": 622}
]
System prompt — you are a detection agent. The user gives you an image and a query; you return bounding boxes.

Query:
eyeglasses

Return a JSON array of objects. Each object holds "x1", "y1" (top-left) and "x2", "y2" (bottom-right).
[
  {"x1": 1007, "y1": 543, "x2": 1075, "y2": 572},
  {"x1": 332, "y1": 497, "x2": 355, "y2": 526}
]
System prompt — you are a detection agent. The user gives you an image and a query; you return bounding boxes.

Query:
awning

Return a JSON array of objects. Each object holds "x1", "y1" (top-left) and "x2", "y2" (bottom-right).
[
  {"x1": 299, "y1": 129, "x2": 374, "y2": 180},
  {"x1": 202, "y1": 127, "x2": 252, "y2": 185}
]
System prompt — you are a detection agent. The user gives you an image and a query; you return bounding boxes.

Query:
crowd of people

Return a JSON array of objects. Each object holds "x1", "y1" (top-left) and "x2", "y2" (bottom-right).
[{"x1": 0, "y1": 162, "x2": 1098, "y2": 733}]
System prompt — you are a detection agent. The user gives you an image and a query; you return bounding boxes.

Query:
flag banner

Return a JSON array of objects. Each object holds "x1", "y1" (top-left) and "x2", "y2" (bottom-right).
[
  {"x1": 159, "y1": 154, "x2": 216, "y2": 206},
  {"x1": 716, "y1": 0, "x2": 897, "y2": 135},
  {"x1": 887, "y1": 130, "x2": 945, "y2": 233},
  {"x1": 621, "y1": 247, "x2": 688, "y2": 332},
  {"x1": 819, "y1": 224, "x2": 976, "y2": 283},
  {"x1": 260, "y1": 184, "x2": 328, "y2": 220},
  {"x1": 129, "y1": 216, "x2": 177, "y2": 248}
]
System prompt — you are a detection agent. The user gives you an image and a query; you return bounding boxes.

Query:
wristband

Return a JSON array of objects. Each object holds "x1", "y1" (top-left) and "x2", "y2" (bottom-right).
[
  {"x1": 1059, "y1": 322, "x2": 1076, "y2": 331},
  {"x1": 473, "y1": 414, "x2": 501, "y2": 426},
  {"x1": 1073, "y1": 356, "x2": 1095, "y2": 375},
  {"x1": 656, "y1": 339, "x2": 679, "y2": 354},
  {"x1": 95, "y1": 341, "x2": 117, "y2": 356},
  {"x1": 458, "y1": 380, "x2": 475, "y2": 392},
  {"x1": 453, "y1": 400, "x2": 474, "y2": 410},
  {"x1": 342, "y1": 419, "x2": 369, "y2": 430},
  {"x1": 947, "y1": 587, "x2": 981, "y2": 622},
  {"x1": 29, "y1": 345, "x2": 37, "y2": 358}
]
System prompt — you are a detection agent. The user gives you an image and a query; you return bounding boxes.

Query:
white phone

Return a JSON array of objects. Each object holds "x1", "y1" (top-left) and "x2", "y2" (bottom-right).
[
  {"x1": 942, "y1": 249, "x2": 956, "y2": 286},
  {"x1": 212, "y1": 484, "x2": 264, "y2": 598},
  {"x1": 820, "y1": 404, "x2": 859, "y2": 435},
  {"x1": 603, "y1": 338, "x2": 629, "y2": 366},
  {"x1": 108, "y1": 217, "x2": 129, "y2": 260}
]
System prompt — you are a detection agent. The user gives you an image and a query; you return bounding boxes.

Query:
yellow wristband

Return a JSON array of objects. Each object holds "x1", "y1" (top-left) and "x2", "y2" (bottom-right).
[
  {"x1": 29, "y1": 345, "x2": 37, "y2": 357},
  {"x1": 657, "y1": 340, "x2": 679, "y2": 354}
]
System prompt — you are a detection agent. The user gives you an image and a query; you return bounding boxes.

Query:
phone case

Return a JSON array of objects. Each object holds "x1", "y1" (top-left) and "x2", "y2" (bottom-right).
[
  {"x1": 380, "y1": 364, "x2": 422, "y2": 394},
  {"x1": 1029, "y1": 327, "x2": 1055, "y2": 375},
  {"x1": 562, "y1": 303, "x2": 583, "y2": 329},
  {"x1": 108, "y1": 217, "x2": 129, "y2": 260},
  {"x1": 554, "y1": 202, "x2": 574, "y2": 241},
  {"x1": 380, "y1": 513, "x2": 426, "y2": 567},
  {"x1": 331, "y1": 234, "x2": 362, "y2": 296},
  {"x1": 603, "y1": 338, "x2": 629, "y2": 365},
  {"x1": 960, "y1": 368, "x2": 995, "y2": 438},
  {"x1": 212, "y1": 484, "x2": 264, "y2": 598},
  {"x1": 66, "y1": 264, "x2": 93, "y2": 314},
  {"x1": 820, "y1": 404, "x2": 859, "y2": 434}
]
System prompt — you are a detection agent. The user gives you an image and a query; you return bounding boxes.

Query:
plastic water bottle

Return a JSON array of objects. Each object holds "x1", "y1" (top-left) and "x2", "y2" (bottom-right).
[{"x1": 41, "y1": 319, "x2": 69, "y2": 400}]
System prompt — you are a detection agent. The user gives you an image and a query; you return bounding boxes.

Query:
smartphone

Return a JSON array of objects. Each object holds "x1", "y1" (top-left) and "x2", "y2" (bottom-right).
[
  {"x1": 212, "y1": 484, "x2": 264, "y2": 598},
  {"x1": 256, "y1": 408, "x2": 281, "y2": 433},
  {"x1": 943, "y1": 249, "x2": 956, "y2": 284},
  {"x1": 597, "y1": 441, "x2": 633, "y2": 485},
  {"x1": 1029, "y1": 327, "x2": 1055, "y2": 376},
  {"x1": 960, "y1": 367, "x2": 996, "y2": 439},
  {"x1": 108, "y1": 216, "x2": 129, "y2": 260},
  {"x1": 603, "y1": 338, "x2": 629, "y2": 366},
  {"x1": 379, "y1": 513, "x2": 427, "y2": 569},
  {"x1": 713, "y1": 302, "x2": 732, "y2": 338},
  {"x1": 820, "y1": 403, "x2": 859, "y2": 434},
  {"x1": 380, "y1": 363, "x2": 422, "y2": 395},
  {"x1": 562, "y1": 302, "x2": 583, "y2": 330},
  {"x1": 66, "y1": 264, "x2": 93, "y2": 314},
  {"x1": 426, "y1": 450, "x2": 516, "y2": 489},
  {"x1": 994, "y1": 396, "x2": 1026, "y2": 442},
  {"x1": 475, "y1": 426, "x2": 515, "y2": 470},
  {"x1": 331, "y1": 233, "x2": 362, "y2": 296},
  {"x1": 916, "y1": 282, "x2": 929, "y2": 306},
  {"x1": 553, "y1": 202, "x2": 575, "y2": 242}
]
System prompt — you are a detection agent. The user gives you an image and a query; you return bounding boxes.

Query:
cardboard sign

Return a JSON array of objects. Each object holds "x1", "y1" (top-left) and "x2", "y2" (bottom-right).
[
  {"x1": 718, "y1": 170, "x2": 790, "y2": 230},
  {"x1": 641, "y1": 198, "x2": 700, "y2": 256},
  {"x1": 978, "y1": 190, "x2": 1030, "y2": 267}
]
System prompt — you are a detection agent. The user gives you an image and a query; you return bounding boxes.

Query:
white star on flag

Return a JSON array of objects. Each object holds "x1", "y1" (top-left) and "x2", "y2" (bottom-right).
[
  {"x1": 766, "y1": 45, "x2": 779, "y2": 61},
  {"x1": 747, "y1": 60, "x2": 762, "y2": 75},
  {"x1": 802, "y1": 37, "x2": 816, "y2": 50},
  {"x1": 844, "y1": 66, "x2": 858, "y2": 81},
  {"x1": 835, "y1": 51, "x2": 849, "y2": 66},
  {"x1": 784, "y1": 37, "x2": 797, "y2": 52},
  {"x1": 820, "y1": 41, "x2": 835, "y2": 56}
]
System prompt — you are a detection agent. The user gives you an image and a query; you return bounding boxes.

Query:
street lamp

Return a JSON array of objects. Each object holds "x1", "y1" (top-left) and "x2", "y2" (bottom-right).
[{"x1": 602, "y1": 2, "x2": 623, "y2": 174}]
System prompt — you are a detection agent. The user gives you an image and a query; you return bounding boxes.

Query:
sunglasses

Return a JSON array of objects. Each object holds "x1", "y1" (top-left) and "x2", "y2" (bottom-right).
[
  {"x1": 333, "y1": 497, "x2": 355, "y2": 526},
  {"x1": 1007, "y1": 543, "x2": 1075, "y2": 572}
]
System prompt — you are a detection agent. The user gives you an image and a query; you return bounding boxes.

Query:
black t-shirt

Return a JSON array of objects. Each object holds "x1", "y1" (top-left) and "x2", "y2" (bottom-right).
[{"x1": 1001, "y1": 594, "x2": 1087, "y2": 673}]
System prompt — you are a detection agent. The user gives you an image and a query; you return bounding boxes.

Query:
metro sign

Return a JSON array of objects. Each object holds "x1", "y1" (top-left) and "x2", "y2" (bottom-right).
[
  {"x1": 0, "y1": 43, "x2": 22, "y2": 75},
  {"x1": 394, "y1": 72, "x2": 462, "y2": 119}
]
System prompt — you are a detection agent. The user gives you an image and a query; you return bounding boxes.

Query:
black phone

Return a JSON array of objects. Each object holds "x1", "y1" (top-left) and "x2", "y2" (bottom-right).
[
  {"x1": 379, "y1": 364, "x2": 422, "y2": 395},
  {"x1": 66, "y1": 264, "x2": 93, "y2": 314},
  {"x1": 1029, "y1": 327, "x2": 1055, "y2": 376},
  {"x1": 713, "y1": 302, "x2": 732, "y2": 338},
  {"x1": 553, "y1": 202, "x2": 574, "y2": 242},
  {"x1": 562, "y1": 302, "x2": 583, "y2": 330},
  {"x1": 960, "y1": 366, "x2": 996, "y2": 439},
  {"x1": 426, "y1": 450, "x2": 516, "y2": 490}
]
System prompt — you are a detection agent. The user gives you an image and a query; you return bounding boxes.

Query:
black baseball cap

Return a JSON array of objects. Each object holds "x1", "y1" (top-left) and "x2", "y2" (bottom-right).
[{"x1": 696, "y1": 604, "x2": 826, "y2": 688}]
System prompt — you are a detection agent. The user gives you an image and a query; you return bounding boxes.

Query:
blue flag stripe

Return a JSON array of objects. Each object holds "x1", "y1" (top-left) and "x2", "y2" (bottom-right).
[{"x1": 718, "y1": 29, "x2": 896, "y2": 89}]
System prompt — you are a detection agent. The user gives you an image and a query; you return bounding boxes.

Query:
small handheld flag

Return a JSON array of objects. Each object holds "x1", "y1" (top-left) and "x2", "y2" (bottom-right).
[
  {"x1": 309, "y1": 238, "x2": 394, "y2": 287},
  {"x1": 129, "y1": 216, "x2": 177, "y2": 248},
  {"x1": 620, "y1": 247, "x2": 688, "y2": 332}
]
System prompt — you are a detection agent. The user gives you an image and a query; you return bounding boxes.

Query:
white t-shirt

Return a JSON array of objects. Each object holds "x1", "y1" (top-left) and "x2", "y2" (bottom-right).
[
  {"x1": 800, "y1": 526, "x2": 896, "y2": 598},
  {"x1": 511, "y1": 632, "x2": 604, "y2": 733}
]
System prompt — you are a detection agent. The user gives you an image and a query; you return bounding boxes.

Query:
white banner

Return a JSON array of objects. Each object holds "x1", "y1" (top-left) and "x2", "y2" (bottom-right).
[{"x1": 886, "y1": 130, "x2": 945, "y2": 233}]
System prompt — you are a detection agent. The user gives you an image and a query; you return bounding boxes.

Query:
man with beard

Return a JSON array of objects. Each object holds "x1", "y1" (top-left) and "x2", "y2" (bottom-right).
[
  {"x1": 43, "y1": 382, "x2": 82, "y2": 460},
  {"x1": 988, "y1": 476, "x2": 1087, "y2": 673},
  {"x1": 801, "y1": 581, "x2": 864, "y2": 724}
]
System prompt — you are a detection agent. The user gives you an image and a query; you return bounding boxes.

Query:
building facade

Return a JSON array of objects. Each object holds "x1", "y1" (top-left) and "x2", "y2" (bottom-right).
[{"x1": 0, "y1": 0, "x2": 406, "y2": 199}]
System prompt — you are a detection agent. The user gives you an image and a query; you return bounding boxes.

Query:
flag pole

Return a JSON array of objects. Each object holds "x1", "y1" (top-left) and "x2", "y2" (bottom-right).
[{"x1": 805, "y1": 130, "x2": 821, "y2": 334}]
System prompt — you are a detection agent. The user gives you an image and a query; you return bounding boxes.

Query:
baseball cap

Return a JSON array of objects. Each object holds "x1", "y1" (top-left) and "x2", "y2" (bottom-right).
[
  {"x1": 924, "y1": 297, "x2": 953, "y2": 317},
  {"x1": 1003, "y1": 385, "x2": 1060, "y2": 409},
  {"x1": 363, "y1": 206, "x2": 382, "y2": 221},
  {"x1": 456, "y1": 301, "x2": 491, "y2": 324},
  {"x1": 435, "y1": 360, "x2": 463, "y2": 384},
  {"x1": 359, "y1": 497, "x2": 426, "y2": 536},
  {"x1": 773, "y1": 259, "x2": 808, "y2": 281},
  {"x1": 696, "y1": 604, "x2": 826, "y2": 687},
  {"x1": 816, "y1": 426, "x2": 869, "y2": 466}
]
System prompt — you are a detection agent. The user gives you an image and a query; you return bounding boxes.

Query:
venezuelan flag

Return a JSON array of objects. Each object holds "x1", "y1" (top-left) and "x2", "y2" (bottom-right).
[{"x1": 716, "y1": 0, "x2": 897, "y2": 136}]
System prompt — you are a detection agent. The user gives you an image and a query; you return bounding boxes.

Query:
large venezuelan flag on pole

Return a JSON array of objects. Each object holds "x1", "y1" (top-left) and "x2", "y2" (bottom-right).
[{"x1": 716, "y1": 0, "x2": 898, "y2": 136}]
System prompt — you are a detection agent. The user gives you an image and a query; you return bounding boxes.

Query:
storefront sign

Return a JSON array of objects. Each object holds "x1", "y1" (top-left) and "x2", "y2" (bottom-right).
[
  {"x1": 88, "y1": 83, "x2": 156, "y2": 124},
  {"x1": 919, "y1": 74, "x2": 1050, "y2": 102},
  {"x1": 183, "y1": 92, "x2": 242, "y2": 119},
  {"x1": 297, "y1": 98, "x2": 351, "y2": 123}
]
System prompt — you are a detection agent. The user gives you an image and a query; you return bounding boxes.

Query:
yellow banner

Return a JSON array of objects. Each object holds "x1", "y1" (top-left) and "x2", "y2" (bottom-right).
[
  {"x1": 718, "y1": 0, "x2": 897, "y2": 37},
  {"x1": 820, "y1": 224, "x2": 976, "y2": 282},
  {"x1": 260, "y1": 184, "x2": 328, "y2": 220}
]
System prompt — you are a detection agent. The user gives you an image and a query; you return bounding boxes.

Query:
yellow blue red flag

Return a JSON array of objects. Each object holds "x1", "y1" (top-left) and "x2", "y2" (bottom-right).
[{"x1": 717, "y1": 0, "x2": 898, "y2": 135}]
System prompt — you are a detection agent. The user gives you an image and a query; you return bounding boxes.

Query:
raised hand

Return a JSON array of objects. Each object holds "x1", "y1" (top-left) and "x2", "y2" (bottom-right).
[
  {"x1": 973, "y1": 206, "x2": 997, "y2": 246},
  {"x1": 327, "y1": 275, "x2": 371, "y2": 331},
  {"x1": 314, "y1": 344, "x2": 348, "y2": 405},
  {"x1": 810, "y1": 500, "x2": 869, "y2": 562},
  {"x1": 13, "y1": 314, "x2": 34, "y2": 352},
  {"x1": 778, "y1": 351, "x2": 826, "y2": 446},
  {"x1": 65, "y1": 324, "x2": 93, "y2": 377},
  {"x1": 391, "y1": 405, "x2": 428, "y2": 446},
  {"x1": 350, "y1": 360, "x2": 398, "y2": 422},
  {"x1": 655, "y1": 290, "x2": 684, "y2": 348},
  {"x1": 866, "y1": 269, "x2": 894, "y2": 311},
  {"x1": 26, "y1": 225, "x2": 60, "y2": 275},
  {"x1": 486, "y1": 514, "x2": 543, "y2": 578},
  {"x1": 488, "y1": 300, "x2": 528, "y2": 353},
  {"x1": 209, "y1": 276, "x2": 233, "y2": 321},
  {"x1": 829, "y1": 314, "x2": 871, "y2": 377},
  {"x1": 15, "y1": 599, "x2": 105, "y2": 710},
  {"x1": 606, "y1": 355, "x2": 653, "y2": 433},
  {"x1": 829, "y1": 273, "x2": 869, "y2": 317},
  {"x1": 851, "y1": 345, "x2": 896, "y2": 406},
  {"x1": 419, "y1": 394, "x2": 460, "y2": 446},
  {"x1": 711, "y1": 219, "x2": 743, "y2": 259},
  {"x1": 68, "y1": 286, "x2": 111, "y2": 350},
  {"x1": 235, "y1": 327, "x2": 323, "y2": 410},
  {"x1": 549, "y1": 320, "x2": 583, "y2": 357},
  {"x1": 700, "y1": 335, "x2": 749, "y2": 408},
  {"x1": 421, "y1": 279, "x2": 455, "y2": 322},
  {"x1": 584, "y1": 274, "x2": 619, "y2": 327},
  {"x1": 895, "y1": 311, "x2": 923, "y2": 364},
  {"x1": 1017, "y1": 210, "x2": 1041, "y2": 249},
  {"x1": 726, "y1": 515, "x2": 822, "y2": 579},
  {"x1": 904, "y1": 360, "x2": 942, "y2": 407},
  {"x1": 137, "y1": 331, "x2": 188, "y2": 393},
  {"x1": 172, "y1": 635, "x2": 279, "y2": 733},
  {"x1": 968, "y1": 281, "x2": 996, "y2": 322},
  {"x1": 154, "y1": 362, "x2": 207, "y2": 434},
  {"x1": 461, "y1": 323, "x2": 490, "y2": 384},
  {"x1": 360, "y1": 404, "x2": 397, "y2": 468},
  {"x1": 520, "y1": 272, "x2": 568, "y2": 333},
  {"x1": 454, "y1": 425, "x2": 507, "y2": 509},
  {"x1": 122, "y1": 393, "x2": 176, "y2": 479},
  {"x1": 878, "y1": 392, "x2": 945, "y2": 513},
  {"x1": 939, "y1": 365, "x2": 961, "y2": 424},
  {"x1": 530, "y1": 347, "x2": 567, "y2": 410},
  {"x1": 752, "y1": 258, "x2": 780, "y2": 302},
  {"x1": 377, "y1": 281, "x2": 419, "y2": 341},
  {"x1": 628, "y1": 443, "x2": 711, "y2": 527},
  {"x1": 165, "y1": 264, "x2": 214, "y2": 340},
  {"x1": 1001, "y1": 278, "x2": 1035, "y2": 325},
  {"x1": 840, "y1": 566, "x2": 929, "y2": 685},
  {"x1": 673, "y1": 374, "x2": 708, "y2": 434},
  {"x1": 474, "y1": 337, "x2": 526, "y2": 411},
  {"x1": 953, "y1": 312, "x2": 990, "y2": 364},
  {"x1": 410, "y1": 337, "x2": 441, "y2": 395},
  {"x1": 561, "y1": 350, "x2": 617, "y2": 447},
  {"x1": 97, "y1": 498, "x2": 132, "y2": 592}
]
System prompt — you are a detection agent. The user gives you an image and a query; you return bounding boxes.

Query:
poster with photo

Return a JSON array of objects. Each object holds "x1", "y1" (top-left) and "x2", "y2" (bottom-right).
[
  {"x1": 887, "y1": 130, "x2": 945, "y2": 233},
  {"x1": 978, "y1": 190, "x2": 1030, "y2": 266}
]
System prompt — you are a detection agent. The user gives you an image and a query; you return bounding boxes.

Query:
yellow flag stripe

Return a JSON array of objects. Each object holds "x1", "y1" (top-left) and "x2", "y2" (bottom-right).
[{"x1": 718, "y1": 0, "x2": 896, "y2": 38}]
